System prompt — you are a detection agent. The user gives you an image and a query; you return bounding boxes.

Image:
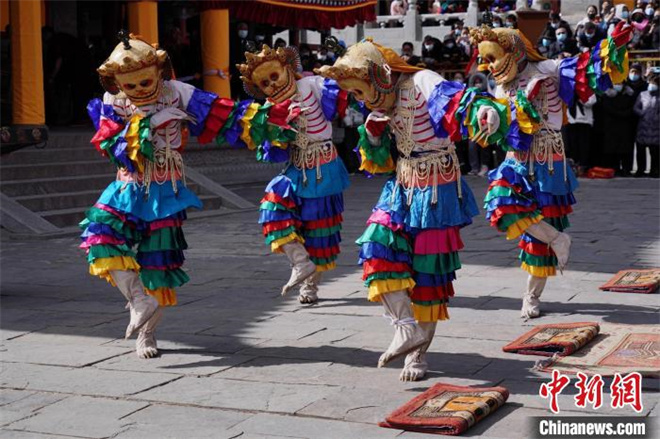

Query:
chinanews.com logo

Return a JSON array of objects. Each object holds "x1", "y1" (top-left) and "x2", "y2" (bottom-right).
[{"x1": 529, "y1": 370, "x2": 653, "y2": 439}]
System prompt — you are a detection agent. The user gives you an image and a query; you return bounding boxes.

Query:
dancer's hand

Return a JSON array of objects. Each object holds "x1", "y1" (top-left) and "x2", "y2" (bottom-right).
[
  {"x1": 364, "y1": 111, "x2": 390, "y2": 138},
  {"x1": 477, "y1": 106, "x2": 500, "y2": 136}
]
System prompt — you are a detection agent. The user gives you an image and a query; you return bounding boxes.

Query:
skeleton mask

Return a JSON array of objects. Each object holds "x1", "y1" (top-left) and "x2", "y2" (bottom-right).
[
  {"x1": 237, "y1": 45, "x2": 301, "y2": 103},
  {"x1": 97, "y1": 34, "x2": 170, "y2": 107},
  {"x1": 115, "y1": 65, "x2": 162, "y2": 106},
  {"x1": 470, "y1": 26, "x2": 530, "y2": 86},
  {"x1": 338, "y1": 77, "x2": 396, "y2": 111},
  {"x1": 250, "y1": 60, "x2": 296, "y2": 103}
]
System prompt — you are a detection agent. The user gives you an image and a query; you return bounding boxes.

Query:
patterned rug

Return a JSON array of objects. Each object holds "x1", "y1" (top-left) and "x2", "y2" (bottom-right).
[
  {"x1": 379, "y1": 383, "x2": 509, "y2": 435},
  {"x1": 538, "y1": 323, "x2": 660, "y2": 377},
  {"x1": 599, "y1": 269, "x2": 660, "y2": 294},
  {"x1": 503, "y1": 322, "x2": 600, "y2": 357}
]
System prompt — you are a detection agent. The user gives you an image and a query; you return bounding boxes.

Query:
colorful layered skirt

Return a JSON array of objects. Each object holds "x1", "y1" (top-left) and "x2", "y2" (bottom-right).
[
  {"x1": 356, "y1": 176, "x2": 479, "y2": 322},
  {"x1": 485, "y1": 153, "x2": 578, "y2": 278},
  {"x1": 79, "y1": 180, "x2": 202, "y2": 306},
  {"x1": 258, "y1": 156, "x2": 350, "y2": 272}
]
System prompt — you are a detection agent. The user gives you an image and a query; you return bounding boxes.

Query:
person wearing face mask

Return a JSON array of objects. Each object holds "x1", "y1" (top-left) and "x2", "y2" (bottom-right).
[
  {"x1": 505, "y1": 13, "x2": 518, "y2": 29},
  {"x1": 601, "y1": 81, "x2": 637, "y2": 177},
  {"x1": 542, "y1": 12, "x2": 573, "y2": 43},
  {"x1": 491, "y1": 15, "x2": 504, "y2": 29},
  {"x1": 629, "y1": 9, "x2": 652, "y2": 48},
  {"x1": 633, "y1": 73, "x2": 660, "y2": 177},
  {"x1": 578, "y1": 22, "x2": 604, "y2": 52},
  {"x1": 441, "y1": 35, "x2": 467, "y2": 64},
  {"x1": 400, "y1": 41, "x2": 421, "y2": 66},
  {"x1": 537, "y1": 29, "x2": 558, "y2": 58},
  {"x1": 578, "y1": 5, "x2": 602, "y2": 28},
  {"x1": 627, "y1": 64, "x2": 649, "y2": 175},
  {"x1": 421, "y1": 35, "x2": 443, "y2": 68},
  {"x1": 554, "y1": 25, "x2": 579, "y2": 58}
]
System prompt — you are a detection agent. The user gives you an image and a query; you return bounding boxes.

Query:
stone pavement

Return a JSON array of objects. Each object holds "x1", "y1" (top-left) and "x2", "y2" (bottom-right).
[{"x1": 1, "y1": 175, "x2": 658, "y2": 439}]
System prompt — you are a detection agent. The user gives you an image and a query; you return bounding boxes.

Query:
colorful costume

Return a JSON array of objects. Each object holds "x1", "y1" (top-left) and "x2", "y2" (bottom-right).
[
  {"x1": 318, "y1": 40, "x2": 479, "y2": 381},
  {"x1": 237, "y1": 46, "x2": 350, "y2": 303},
  {"x1": 448, "y1": 23, "x2": 631, "y2": 318}
]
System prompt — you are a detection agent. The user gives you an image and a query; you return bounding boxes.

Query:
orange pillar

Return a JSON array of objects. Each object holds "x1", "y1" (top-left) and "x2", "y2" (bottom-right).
[
  {"x1": 10, "y1": 0, "x2": 45, "y2": 125},
  {"x1": 1, "y1": 0, "x2": 9, "y2": 32},
  {"x1": 200, "y1": 8, "x2": 230, "y2": 98},
  {"x1": 128, "y1": 0, "x2": 158, "y2": 45}
]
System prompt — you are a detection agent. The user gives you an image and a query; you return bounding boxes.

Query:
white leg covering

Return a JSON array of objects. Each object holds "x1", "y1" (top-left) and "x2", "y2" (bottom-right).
[
  {"x1": 378, "y1": 290, "x2": 428, "y2": 368},
  {"x1": 400, "y1": 321, "x2": 437, "y2": 381},
  {"x1": 110, "y1": 270, "x2": 159, "y2": 339},
  {"x1": 136, "y1": 307, "x2": 162, "y2": 359},
  {"x1": 280, "y1": 242, "x2": 317, "y2": 296},
  {"x1": 299, "y1": 272, "x2": 321, "y2": 304},
  {"x1": 521, "y1": 275, "x2": 548, "y2": 319},
  {"x1": 525, "y1": 222, "x2": 572, "y2": 272}
]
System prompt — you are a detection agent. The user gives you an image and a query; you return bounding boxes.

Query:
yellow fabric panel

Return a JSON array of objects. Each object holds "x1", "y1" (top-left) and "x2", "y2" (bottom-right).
[
  {"x1": 240, "y1": 103, "x2": 260, "y2": 150},
  {"x1": 506, "y1": 214, "x2": 543, "y2": 240},
  {"x1": 358, "y1": 148, "x2": 395, "y2": 174},
  {"x1": 201, "y1": 9, "x2": 230, "y2": 98},
  {"x1": 270, "y1": 232, "x2": 304, "y2": 253},
  {"x1": 367, "y1": 278, "x2": 416, "y2": 302},
  {"x1": 412, "y1": 303, "x2": 449, "y2": 322},
  {"x1": 145, "y1": 287, "x2": 178, "y2": 306},
  {"x1": 89, "y1": 256, "x2": 141, "y2": 284},
  {"x1": 521, "y1": 262, "x2": 556, "y2": 278},
  {"x1": 315, "y1": 262, "x2": 336, "y2": 272},
  {"x1": 10, "y1": 0, "x2": 45, "y2": 125},
  {"x1": 127, "y1": 1, "x2": 159, "y2": 45}
]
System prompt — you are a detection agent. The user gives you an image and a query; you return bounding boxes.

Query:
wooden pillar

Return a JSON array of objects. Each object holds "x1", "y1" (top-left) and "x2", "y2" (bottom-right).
[
  {"x1": 200, "y1": 8, "x2": 230, "y2": 98},
  {"x1": 10, "y1": 0, "x2": 45, "y2": 125},
  {"x1": 1, "y1": 0, "x2": 9, "y2": 32},
  {"x1": 128, "y1": 0, "x2": 158, "y2": 44}
]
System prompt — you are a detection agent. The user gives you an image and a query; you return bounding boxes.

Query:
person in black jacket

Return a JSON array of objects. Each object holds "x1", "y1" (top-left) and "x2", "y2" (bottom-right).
[
  {"x1": 578, "y1": 22, "x2": 604, "y2": 52},
  {"x1": 421, "y1": 35, "x2": 443, "y2": 69},
  {"x1": 553, "y1": 24, "x2": 579, "y2": 58},
  {"x1": 600, "y1": 83, "x2": 638, "y2": 177}
]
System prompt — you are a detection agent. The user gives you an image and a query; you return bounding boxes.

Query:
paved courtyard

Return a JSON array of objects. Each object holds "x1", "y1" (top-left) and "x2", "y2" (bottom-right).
[{"x1": 1, "y1": 175, "x2": 658, "y2": 439}]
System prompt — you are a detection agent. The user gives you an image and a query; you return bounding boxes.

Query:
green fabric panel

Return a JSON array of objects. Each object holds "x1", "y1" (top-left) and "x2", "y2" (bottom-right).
[
  {"x1": 99, "y1": 133, "x2": 122, "y2": 167},
  {"x1": 138, "y1": 227, "x2": 188, "y2": 252},
  {"x1": 496, "y1": 211, "x2": 538, "y2": 232},
  {"x1": 87, "y1": 244, "x2": 135, "y2": 262},
  {"x1": 519, "y1": 251, "x2": 558, "y2": 267},
  {"x1": 356, "y1": 223, "x2": 411, "y2": 253},
  {"x1": 304, "y1": 224, "x2": 342, "y2": 238},
  {"x1": 84, "y1": 207, "x2": 139, "y2": 240},
  {"x1": 483, "y1": 186, "x2": 518, "y2": 202},
  {"x1": 138, "y1": 116, "x2": 154, "y2": 160},
  {"x1": 357, "y1": 124, "x2": 393, "y2": 168},
  {"x1": 140, "y1": 268, "x2": 190, "y2": 289},
  {"x1": 264, "y1": 226, "x2": 297, "y2": 244},
  {"x1": 365, "y1": 271, "x2": 413, "y2": 284},
  {"x1": 515, "y1": 90, "x2": 541, "y2": 122},
  {"x1": 459, "y1": 92, "x2": 510, "y2": 146},
  {"x1": 411, "y1": 299, "x2": 448, "y2": 306},
  {"x1": 412, "y1": 252, "x2": 461, "y2": 275},
  {"x1": 544, "y1": 216, "x2": 570, "y2": 232},
  {"x1": 310, "y1": 255, "x2": 337, "y2": 265},
  {"x1": 259, "y1": 201, "x2": 295, "y2": 213}
]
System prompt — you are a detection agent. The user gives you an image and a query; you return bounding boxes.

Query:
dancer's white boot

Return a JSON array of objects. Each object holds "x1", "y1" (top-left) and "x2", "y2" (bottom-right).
[
  {"x1": 400, "y1": 321, "x2": 437, "y2": 381},
  {"x1": 521, "y1": 275, "x2": 548, "y2": 319},
  {"x1": 525, "y1": 222, "x2": 571, "y2": 272},
  {"x1": 280, "y1": 242, "x2": 317, "y2": 296},
  {"x1": 110, "y1": 270, "x2": 159, "y2": 339},
  {"x1": 299, "y1": 272, "x2": 321, "y2": 304},
  {"x1": 378, "y1": 290, "x2": 428, "y2": 368},
  {"x1": 136, "y1": 307, "x2": 162, "y2": 359}
]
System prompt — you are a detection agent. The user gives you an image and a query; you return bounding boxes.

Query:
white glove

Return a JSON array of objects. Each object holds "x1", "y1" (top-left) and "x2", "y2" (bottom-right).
[{"x1": 476, "y1": 106, "x2": 500, "y2": 136}]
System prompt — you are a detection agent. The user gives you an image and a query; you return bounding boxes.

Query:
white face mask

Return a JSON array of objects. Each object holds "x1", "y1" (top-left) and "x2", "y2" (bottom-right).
[
  {"x1": 493, "y1": 22, "x2": 501, "y2": 28},
  {"x1": 317, "y1": 53, "x2": 327, "y2": 61},
  {"x1": 551, "y1": 22, "x2": 560, "y2": 28},
  {"x1": 424, "y1": 43, "x2": 434, "y2": 51},
  {"x1": 238, "y1": 30, "x2": 248, "y2": 39},
  {"x1": 445, "y1": 42, "x2": 455, "y2": 49},
  {"x1": 646, "y1": 7, "x2": 655, "y2": 16},
  {"x1": 613, "y1": 83, "x2": 624, "y2": 92},
  {"x1": 255, "y1": 35, "x2": 265, "y2": 42},
  {"x1": 649, "y1": 83, "x2": 659, "y2": 92}
]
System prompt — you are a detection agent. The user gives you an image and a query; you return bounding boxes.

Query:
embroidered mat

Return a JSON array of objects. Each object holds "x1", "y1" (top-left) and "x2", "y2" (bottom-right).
[
  {"x1": 503, "y1": 322, "x2": 600, "y2": 357},
  {"x1": 379, "y1": 383, "x2": 509, "y2": 436},
  {"x1": 599, "y1": 269, "x2": 660, "y2": 294},
  {"x1": 538, "y1": 323, "x2": 660, "y2": 377}
]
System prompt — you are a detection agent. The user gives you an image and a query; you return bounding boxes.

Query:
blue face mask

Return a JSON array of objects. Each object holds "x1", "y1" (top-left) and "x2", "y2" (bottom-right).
[
  {"x1": 542, "y1": 38, "x2": 552, "y2": 47},
  {"x1": 488, "y1": 79, "x2": 497, "y2": 89},
  {"x1": 557, "y1": 33, "x2": 567, "y2": 42},
  {"x1": 613, "y1": 84, "x2": 624, "y2": 92},
  {"x1": 585, "y1": 32, "x2": 595, "y2": 39},
  {"x1": 622, "y1": 11, "x2": 630, "y2": 19},
  {"x1": 629, "y1": 73, "x2": 640, "y2": 82},
  {"x1": 649, "y1": 84, "x2": 659, "y2": 92}
]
